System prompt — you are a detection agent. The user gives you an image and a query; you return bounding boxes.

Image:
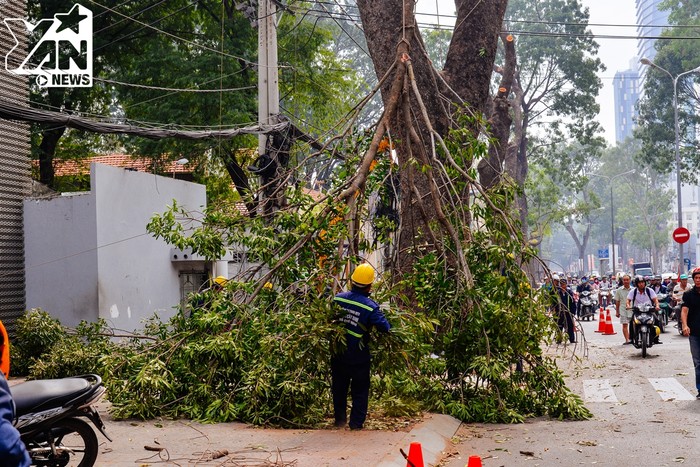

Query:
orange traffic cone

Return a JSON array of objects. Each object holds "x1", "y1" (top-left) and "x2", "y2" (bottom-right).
[
  {"x1": 467, "y1": 455, "x2": 483, "y2": 467},
  {"x1": 603, "y1": 308, "x2": 617, "y2": 335},
  {"x1": 405, "y1": 442, "x2": 424, "y2": 467},
  {"x1": 595, "y1": 307, "x2": 606, "y2": 333}
]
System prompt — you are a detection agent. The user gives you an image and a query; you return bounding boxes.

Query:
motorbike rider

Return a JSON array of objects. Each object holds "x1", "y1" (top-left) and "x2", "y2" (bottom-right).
[
  {"x1": 599, "y1": 276, "x2": 611, "y2": 308},
  {"x1": 662, "y1": 275, "x2": 672, "y2": 290},
  {"x1": 0, "y1": 324, "x2": 31, "y2": 466},
  {"x1": 626, "y1": 275, "x2": 662, "y2": 344},
  {"x1": 652, "y1": 275, "x2": 667, "y2": 294},
  {"x1": 672, "y1": 274, "x2": 692, "y2": 320},
  {"x1": 576, "y1": 276, "x2": 592, "y2": 318},
  {"x1": 331, "y1": 263, "x2": 391, "y2": 430}
]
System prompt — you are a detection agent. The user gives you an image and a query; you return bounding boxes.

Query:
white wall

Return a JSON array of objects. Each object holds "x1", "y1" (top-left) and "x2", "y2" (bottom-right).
[
  {"x1": 24, "y1": 192, "x2": 98, "y2": 327},
  {"x1": 25, "y1": 163, "x2": 207, "y2": 331},
  {"x1": 92, "y1": 163, "x2": 206, "y2": 330}
]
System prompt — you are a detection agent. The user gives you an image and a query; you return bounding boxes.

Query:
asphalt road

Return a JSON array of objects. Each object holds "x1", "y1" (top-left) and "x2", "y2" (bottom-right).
[{"x1": 441, "y1": 309, "x2": 700, "y2": 467}]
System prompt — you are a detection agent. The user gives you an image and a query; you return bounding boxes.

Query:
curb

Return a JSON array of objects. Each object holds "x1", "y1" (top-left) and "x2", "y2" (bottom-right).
[{"x1": 377, "y1": 413, "x2": 462, "y2": 466}]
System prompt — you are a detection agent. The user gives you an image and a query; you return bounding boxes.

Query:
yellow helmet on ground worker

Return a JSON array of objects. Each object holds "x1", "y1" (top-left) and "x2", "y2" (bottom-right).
[
  {"x1": 351, "y1": 263, "x2": 375, "y2": 287},
  {"x1": 213, "y1": 276, "x2": 228, "y2": 287}
]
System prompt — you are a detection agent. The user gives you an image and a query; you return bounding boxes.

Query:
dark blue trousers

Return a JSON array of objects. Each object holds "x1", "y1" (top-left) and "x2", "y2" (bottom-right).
[
  {"x1": 690, "y1": 335, "x2": 700, "y2": 393},
  {"x1": 331, "y1": 359, "x2": 370, "y2": 429}
]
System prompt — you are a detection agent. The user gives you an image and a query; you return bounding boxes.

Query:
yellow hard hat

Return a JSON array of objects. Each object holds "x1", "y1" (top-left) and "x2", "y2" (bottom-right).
[
  {"x1": 263, "y1": 282, "x2": 273, "y2": 290},
  {"x1": 213, "y1": 276, "x2": 228, "y2": 287},
  {"x1": 351, "y1": 263, "x2": 375, "y2": 286}
]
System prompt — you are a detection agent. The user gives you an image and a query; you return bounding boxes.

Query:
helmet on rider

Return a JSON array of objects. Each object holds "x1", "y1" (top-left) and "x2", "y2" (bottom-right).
[
  {"x1": 351, "y1": 263, "x2": 376, "y2": 287},
  {"x1": 633, "y1": 275, "x2": 646, "y2": 287},
  {"x1": 680, "y1": 274, "x2": 688, "y2": 281},
  {"x1": 692, "y1": 267, "x2": 700, "y2": 279}
]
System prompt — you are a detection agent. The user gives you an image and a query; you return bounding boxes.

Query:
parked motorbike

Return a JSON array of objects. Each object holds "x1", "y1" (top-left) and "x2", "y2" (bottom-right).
[
  {"x1": 11, "y1": 374, "x2": 111, "y2": 467},
  {"x1": 579, "y1": 290, "x2": 597, "y2": 321},
  {"x1": 630, "y1": 304, "x2": 660, "y2": 358}
]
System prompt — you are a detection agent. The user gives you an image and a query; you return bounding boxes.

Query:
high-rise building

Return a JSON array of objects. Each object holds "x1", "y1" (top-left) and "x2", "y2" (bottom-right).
[
  {"x1": 636, "y1": 0, "x2": 670, "y2": 63},
  {"x1": 613, "y1": 61, "x2": 640, "y2": 143},
  {"x1": 612, "y1": 1, "x2": 670, "y2": 142}
]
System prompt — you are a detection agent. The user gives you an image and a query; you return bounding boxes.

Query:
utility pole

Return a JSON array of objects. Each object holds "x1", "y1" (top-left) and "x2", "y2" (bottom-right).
[
  {"x1": 258, "y1": 0, "x2": 279, "y2": 158},
  {"x1": 255, "y1": 0, "x2": 284, "y2": 216}
]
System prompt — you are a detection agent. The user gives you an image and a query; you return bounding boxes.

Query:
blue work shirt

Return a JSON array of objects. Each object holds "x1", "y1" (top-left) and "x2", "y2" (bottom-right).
[
  {"x1": 0, "y1": 372, "x2": 30, "y2": 467},
  {"x1": 334, "y1": 289, "x2": 391, "y2": 364}
]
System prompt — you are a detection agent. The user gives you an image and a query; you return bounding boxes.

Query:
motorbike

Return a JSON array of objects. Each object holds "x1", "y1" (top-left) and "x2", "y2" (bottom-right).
[
  {"x1": 657, "y1": 292, "x2": 671, "y2": 332},
  {"x1": 598, "y1": 288, "x2": 611, "y2": 308},
  {"x1": 630, "y1": 304, "x2": 660, "y2": 358},
  {"x1": 579, "y1": 290, "x2": 597, "y2": 321},
  {"x1": 12, "y1": 374, "x2": 111, "y2": 467}
]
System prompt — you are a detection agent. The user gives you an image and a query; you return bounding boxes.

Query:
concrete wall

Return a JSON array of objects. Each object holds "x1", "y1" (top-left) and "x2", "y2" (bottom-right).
[
  {"x1": 92, "y1": 164, "x2": 206, "y2": 330},
  {"x1": 24, "y1": 193, "x2": 98, "y2": 327},
  {"x1": 25, "y1": 163, "x2": 207, "y2": 330}
]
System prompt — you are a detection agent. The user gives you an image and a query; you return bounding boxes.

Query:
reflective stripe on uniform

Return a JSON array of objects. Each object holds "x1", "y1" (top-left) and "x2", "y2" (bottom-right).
[
  {"x1": 334, "y1": 296, "x2": 374, "y2": 312},
  {"x1": 346, "y1": 329, "x2": 363, "y2": 338}
]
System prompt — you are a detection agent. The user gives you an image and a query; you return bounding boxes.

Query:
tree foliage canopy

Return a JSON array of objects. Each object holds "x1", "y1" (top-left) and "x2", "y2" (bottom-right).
[{"x1": 636, "y1": 0, "x2": 700, "y2": 182}]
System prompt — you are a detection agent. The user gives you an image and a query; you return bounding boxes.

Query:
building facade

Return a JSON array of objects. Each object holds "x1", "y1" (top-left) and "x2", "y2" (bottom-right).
[
  {"x1": 0, "y1": 1, "x2": 31, "y2": 331},
  {"x1": 636, "y1": 0, "x2": 670, "y2": 62},
  {"x1": 613, "y1": 62, "x2": 640, "y2": 143}
]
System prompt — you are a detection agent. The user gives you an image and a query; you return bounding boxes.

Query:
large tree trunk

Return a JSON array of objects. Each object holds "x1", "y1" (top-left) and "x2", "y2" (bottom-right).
[
  {"x1": 356, "y1": 0, "x2": 508, "y2": 278},
  {"x1": 478, "y1": 34, "x2": 516, "y2": 190},
  {"x1": 38, "y1": 126, "x2": 65, "y2": 188}
]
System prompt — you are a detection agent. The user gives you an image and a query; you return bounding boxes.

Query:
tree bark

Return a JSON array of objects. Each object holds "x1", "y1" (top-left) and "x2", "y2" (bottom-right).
[
  {"x1": 478, "y1": 33, "x2": 516, "y2": 190},
  {"x1": 38, "y1": 126, "x2": 65, "y2": 188},
  {"x1": 355, "y1": 0, "x2": 508, "y2": 277}
]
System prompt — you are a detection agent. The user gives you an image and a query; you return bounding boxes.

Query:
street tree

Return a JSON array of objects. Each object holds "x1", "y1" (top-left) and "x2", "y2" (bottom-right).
[
  {"x1": 592, "y1": 140, "x2": 673, "y2": 272},
  {"x1": 29, "y1": 0, "x2": 360, "y2": 199},
  {"x1": 635, "y1": 0, "x2": 700, "y2": 183},
  {"x1": 482, "y1": 0, "x2": 604, "y2": 232}
]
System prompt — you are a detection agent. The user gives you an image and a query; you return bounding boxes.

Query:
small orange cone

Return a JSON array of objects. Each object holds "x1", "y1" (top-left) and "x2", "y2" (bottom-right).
[
  {"x1": 467, "y1": 455, "x2": 483, "y2": 467},
  {"x1": 595, "y1": 307, "x2": 606, "y2": 333},
  {"x1": 406, "y1": 442, "x2": 424, "y2": 467},
  {"x1": 603, "y1": 308, "x2": 617, "y2": 335}
]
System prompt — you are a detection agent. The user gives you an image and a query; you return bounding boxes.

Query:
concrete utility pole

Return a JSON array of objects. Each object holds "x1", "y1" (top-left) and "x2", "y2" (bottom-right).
[
  {"x1": 258, "y1": 0, "x2": 279, "y2": 158},
  {"x1": 254, "y1": 0, "x2": 284, "y2": 216}
]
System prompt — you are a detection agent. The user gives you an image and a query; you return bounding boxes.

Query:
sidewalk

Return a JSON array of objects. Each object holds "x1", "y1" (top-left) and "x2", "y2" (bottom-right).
[{"x1": 97, "y1": 409, "x2": 461, "y2": 466}]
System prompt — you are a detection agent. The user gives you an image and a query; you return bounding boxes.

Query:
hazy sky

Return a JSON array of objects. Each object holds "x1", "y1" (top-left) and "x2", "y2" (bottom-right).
[{"x1": 415, "y1": 0, "x2": 640, "y2": 144}]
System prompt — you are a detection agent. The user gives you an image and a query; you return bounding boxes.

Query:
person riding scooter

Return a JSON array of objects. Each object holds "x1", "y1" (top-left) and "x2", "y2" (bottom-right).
[
  {"x1": 626, "y1": 276, "x2": 662, "y2": 344},
  {"x1": 672, "y1": 274, "x2": 692, "y2": 320}
]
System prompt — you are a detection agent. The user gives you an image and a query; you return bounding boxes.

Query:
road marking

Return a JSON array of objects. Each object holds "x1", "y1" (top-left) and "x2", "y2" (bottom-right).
[
  {"x1": 583, "y1": 379, "x2": 618, "y2": 403},
  {"x1": 649, "y1": 378, "x2": 696, "y2": 401}
]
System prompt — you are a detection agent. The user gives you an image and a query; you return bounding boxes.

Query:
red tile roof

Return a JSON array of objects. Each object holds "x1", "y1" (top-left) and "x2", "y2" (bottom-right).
[{"x1": 35, "y1": 154, "x2": 192, "y2": 177}]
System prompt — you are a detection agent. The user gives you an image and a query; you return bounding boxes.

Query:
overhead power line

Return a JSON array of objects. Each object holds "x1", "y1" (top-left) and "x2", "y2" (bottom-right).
[
  {"x1": 0, "y1": 99, "x2": 288, "y2": 140},
  {"x1": 95, "y1": 77, "x2": 257, "y2": 93}
]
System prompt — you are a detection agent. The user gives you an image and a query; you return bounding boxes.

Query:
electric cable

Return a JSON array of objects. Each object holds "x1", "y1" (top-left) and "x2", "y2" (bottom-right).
[{"x1": 94, "y1": 77, "x2": 256, "y2": 93}]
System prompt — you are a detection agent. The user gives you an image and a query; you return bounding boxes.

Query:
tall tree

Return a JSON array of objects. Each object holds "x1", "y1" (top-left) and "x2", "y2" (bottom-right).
[
  {"x1": 592, "y1": 141, "x2": 673, "y2": 271},
  {"x1": 487, "y1": 0, "x2": 605, "y2": 236},
  {"x1": 354, "y1": 0, "x2": 509, "y2": 279},
  {"x1": 28, "y1": 1, "x2": 360, "y2": 195}
]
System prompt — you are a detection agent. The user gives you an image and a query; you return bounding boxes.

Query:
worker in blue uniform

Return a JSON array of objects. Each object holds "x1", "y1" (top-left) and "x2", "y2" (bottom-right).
[
  {"x1": 0, "y1": 324, "x2": 30, "y2": 466},
  {"x1": 331, "y1": 263, "x2": 391, "y2": 430}
]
